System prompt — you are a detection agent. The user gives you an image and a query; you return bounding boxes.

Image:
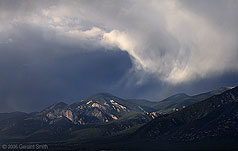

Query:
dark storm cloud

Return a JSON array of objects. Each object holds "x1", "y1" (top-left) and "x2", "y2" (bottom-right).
[
  {"x1": 0, "y1": 0, "x2": 237, "y2": 112},
  {"x1": 112, "y1": 70, "x2": 238, "y2": 101},
  {"x1": 0, "y1": 23, "x2": 132, "y2": 112},
  {"x1": 0, "y1": 41, "x2": 132, "y2": 112}
]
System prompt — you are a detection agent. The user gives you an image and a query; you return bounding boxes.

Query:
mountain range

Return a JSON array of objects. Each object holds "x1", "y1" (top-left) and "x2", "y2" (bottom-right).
[
  {"x1": 0, "y1": 86, "x2": 237, "y2": 150},
  {"x1": 136, "y1": 86, "x2": 238, "y2": 141}
]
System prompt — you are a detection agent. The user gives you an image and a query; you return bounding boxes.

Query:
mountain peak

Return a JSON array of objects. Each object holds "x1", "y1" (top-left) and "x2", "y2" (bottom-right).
[
  {"x1": 52, "y1": 102, "x2": 68, "y2": 107},
  {"x1": 160, "y1": 93, "x2": 189, "y2": 102},
  {"x1": 80, "y1": 92, "x2": 119, "y2": 103},
  {"x1": 171, "y1": 93, "x2": 189, "y2": 98},
  {"x1": 43, "y1": 102, "x2": 68, "y2": 112}
]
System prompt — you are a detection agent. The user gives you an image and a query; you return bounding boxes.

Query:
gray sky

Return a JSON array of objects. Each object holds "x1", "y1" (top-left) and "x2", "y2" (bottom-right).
[{"x1": 0, "y1": 0, "x2": 237, "y2": 112}]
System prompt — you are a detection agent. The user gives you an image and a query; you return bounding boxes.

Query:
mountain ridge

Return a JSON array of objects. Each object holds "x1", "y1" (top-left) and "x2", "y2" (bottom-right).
[
  {"x1": 135, "y1": 86, "x2": 238, "y2": 141},
  {"x1": 0, "y1": 86, "x2": 236, "y2": 144},
  {"x1": 153, "y1": 86, "x2": 233, "y2": 113}
]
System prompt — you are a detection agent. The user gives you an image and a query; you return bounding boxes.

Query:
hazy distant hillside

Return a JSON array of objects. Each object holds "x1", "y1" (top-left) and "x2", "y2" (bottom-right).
[
  {"x1": 0, "y1": 87, "x2": 237, "y2": 151},
  {"x1": 153, "y1": 87, "x2": 232, "y2": 113},
  {"x1": 136, "y1": 86, "x2": 238, "y2": 141}
]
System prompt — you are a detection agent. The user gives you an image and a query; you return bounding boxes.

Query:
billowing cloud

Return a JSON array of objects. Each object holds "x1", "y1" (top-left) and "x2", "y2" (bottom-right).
[
  {"x1": 0, "y1": 0, "x2": 237, "y2": 112},
  {"x1": 2, "y1": 0, "x2": 237, "y2": 84},
  {"x1": 101, "y1": 30, "x2": 145, "y2": 69}
]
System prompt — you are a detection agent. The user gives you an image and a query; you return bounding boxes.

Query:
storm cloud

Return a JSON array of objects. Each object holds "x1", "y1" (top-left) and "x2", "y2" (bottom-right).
[{"x1": 0, "y1": 0, "x2": 237, "y2": 112}]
